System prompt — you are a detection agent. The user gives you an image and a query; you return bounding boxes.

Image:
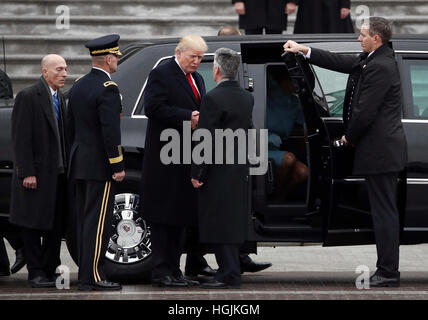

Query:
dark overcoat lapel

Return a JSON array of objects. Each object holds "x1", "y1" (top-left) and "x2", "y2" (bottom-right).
[{"x1": 172, "y1": 61, "x2": 205, "y2": 107}]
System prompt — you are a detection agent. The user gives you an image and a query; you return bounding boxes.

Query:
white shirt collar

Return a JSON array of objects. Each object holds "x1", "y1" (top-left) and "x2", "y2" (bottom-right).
[
  {"x1": 174, "y1": 56, "x2": 187, "y2": 75},
  {"x1": 48, "y1": 86, "x2": 57, "y2": 97},
  {"x1": 173, "y1": 57, "x2": 200, "y2": 95},
  {"x1": 93, "y1": 67, "x2": 112, "y2": 80}
]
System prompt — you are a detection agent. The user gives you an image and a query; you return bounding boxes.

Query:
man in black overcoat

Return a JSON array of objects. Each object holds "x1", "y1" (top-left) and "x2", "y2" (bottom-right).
[
  {"x1": 10, "y1": 54, "x2": 68, "y2": 288},
  {"x1": 67, "y1": 34, "x2": 125, "y2": 291},
  {"x1": 191, "y1": 48, "x2": 254, "y2": 289},
  {"x1": 232, "y1": 0, "x2": 297, "y2": 34},
  {"x1": 293, "y1": 0, "x2": 354, "y2": 34},
  {"x1": 284, "y1": 17, "x2": 407, "y2": 287},
  {"x1": 141, "y1": 35, "x2": 209, "y2": 287}
]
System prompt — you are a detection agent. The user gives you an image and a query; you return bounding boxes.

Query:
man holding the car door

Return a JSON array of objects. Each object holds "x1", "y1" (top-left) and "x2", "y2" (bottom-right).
[{"x1": 283, "y1": 16, "x2": 407, "y2": 287}]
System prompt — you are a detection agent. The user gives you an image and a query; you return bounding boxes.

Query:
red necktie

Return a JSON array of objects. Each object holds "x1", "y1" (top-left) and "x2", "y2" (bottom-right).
[{"x1": 186, "y1": 73, "x2": 200, "y2": 104}]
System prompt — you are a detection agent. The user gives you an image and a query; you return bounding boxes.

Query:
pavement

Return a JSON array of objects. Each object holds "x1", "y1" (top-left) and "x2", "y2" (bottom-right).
[{"x1": 2, "y1": 241, "x2": 428, "y2": 301}]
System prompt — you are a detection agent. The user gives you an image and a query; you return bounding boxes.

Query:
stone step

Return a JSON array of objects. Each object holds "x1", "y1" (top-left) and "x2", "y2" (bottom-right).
[
  {"x1": 0, "y1": 15, "x2": 236, "y2": 36},
  {"x1": 9, "y1": 74, "x2": 80, "y2": 93},
  {"x1": 1, "y1": 0, "x2": 236, "y2": 17},
  {"x1": 2, "y1": 14, "x2": 428, "y2": 37},
  {"x1": 2, "y1": 0, "x2": 427, "y2": 18},
  {"x1": 2, "y1": 54, "x2": 91, "y2": 76},
  {"x1": 1, "y1": 35, "x2": 145, "y2": 56}
]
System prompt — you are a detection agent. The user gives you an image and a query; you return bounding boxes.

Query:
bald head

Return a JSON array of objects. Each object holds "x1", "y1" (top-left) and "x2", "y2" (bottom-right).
[
  {"x1": 41, "y1": 54, "x2": 67, "y2": 90},
  {"x1": 41, "y1": 54, "x2": 65, "y2": 69},
  {"x1": 218, "y1": 26, "x2": 241, "y2": 36}
]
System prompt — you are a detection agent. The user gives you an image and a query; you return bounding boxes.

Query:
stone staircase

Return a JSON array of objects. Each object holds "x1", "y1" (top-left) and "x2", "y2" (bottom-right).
[{"x1": 0, "y1": 0, "x2": 427, "y2": 94}]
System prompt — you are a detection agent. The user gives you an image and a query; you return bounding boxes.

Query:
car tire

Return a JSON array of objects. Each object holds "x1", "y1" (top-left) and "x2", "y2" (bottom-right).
[{"x1": 65, "y1": 192, "x2": 153, "y2": 284}]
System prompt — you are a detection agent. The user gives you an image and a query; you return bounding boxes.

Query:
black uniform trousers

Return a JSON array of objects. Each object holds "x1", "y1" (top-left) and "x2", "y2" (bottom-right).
[
  {"x1": 150, "y1": 223, "x2": 184, "y2": 279},
  {"x1": 21, "y1": 174, "x2": 66, "y2": 280},
  {"x1": 366, "y1": 172, "x2": 400, "y2": 278},
  {"x1": 75, "y1": 179, "x2": 115, "y2": 284},
  {"x1": 213, "y1": 244, "x2": 241, "y2": 286}
]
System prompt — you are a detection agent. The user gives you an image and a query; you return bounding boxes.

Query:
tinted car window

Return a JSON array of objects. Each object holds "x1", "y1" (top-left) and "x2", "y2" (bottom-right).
[
  {"x1": 405, "y1": 59, "x2": 428, "y2": 118},
  {"x1": 196, "y1": 62, "x2": 216, "y2": 92},
  {"x1": 312, "y1": 66, "x2": 348, "y2": 118}
]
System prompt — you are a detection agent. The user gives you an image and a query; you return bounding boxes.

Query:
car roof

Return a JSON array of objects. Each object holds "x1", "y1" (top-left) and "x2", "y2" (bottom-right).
[{"x1": 122, "y1": 33, "x2": 428, "y2": 51}]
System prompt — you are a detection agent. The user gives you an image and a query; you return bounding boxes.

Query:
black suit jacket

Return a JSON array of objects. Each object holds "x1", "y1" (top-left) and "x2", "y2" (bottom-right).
[
  {"x1": 191, "y1": 80, "x2": 254, "y2": 244},
  {"x1": 141, "y1": 58, "x2": 206, "y2": 226},
  {"x1": 10, "y1": 77, "x2": 66, "y2": 230},
  {"x1": 310, "y1": 45, "x2": 407, "y2": 175},
  {"x1": 67, "y1": 68, "x2": 124, "y2": 181}
]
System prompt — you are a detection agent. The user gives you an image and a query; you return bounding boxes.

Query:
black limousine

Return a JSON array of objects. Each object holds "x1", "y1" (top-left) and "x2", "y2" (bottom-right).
[{"x1": 1, "y1": 34, "x2": 427, "y2": 282}]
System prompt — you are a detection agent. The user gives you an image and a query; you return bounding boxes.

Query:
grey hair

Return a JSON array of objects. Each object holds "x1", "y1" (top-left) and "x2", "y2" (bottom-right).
[
  {"x1": 213, "y1": 48, "x2": 240, "y2": 79},
  {"x1": 367, "y1": 16, "x2": 393, "y2": 44}
]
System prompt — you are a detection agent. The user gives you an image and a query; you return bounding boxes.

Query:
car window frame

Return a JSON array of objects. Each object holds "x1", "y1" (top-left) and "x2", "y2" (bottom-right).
[
  {"x1": 395, "y1": 51, "x2": 428, "y2": 121},
  {"x1": 309, "y1": 50, "x2": 361, "y2": 120}
]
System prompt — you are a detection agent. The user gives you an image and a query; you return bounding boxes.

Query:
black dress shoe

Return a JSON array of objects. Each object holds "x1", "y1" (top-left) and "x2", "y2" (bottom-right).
[
  {"x1": 78, "y1": 280, "x2": 122, "y2": 291},
  {"x1": 175, "y1": 275, "x2": 200, "y2": 286},
  {"x1": 28, "y1": 276, "x2": 56, "y2": 288},
  {"x1": 241, "y1": 260, "x2": 272, "y2": 273},
  {"x1": 0, "y1": 267, "x2": 11, "y2": 277},
  {"x1": 47, "y1": 273, "x2": 60, "y2": 282},
  {"x1": 369, "y1": 274, "x2": 400, "y2": 288},
  {"x1": 10, "y1": 248, "x2": 26, "y2": 274},
  {"x1": 201, "y1": 279, "x2": 240, "y2": 289},
  {"x1": 152, "y1": 275, "x2": 189, "y2": 287},
  {"x1": 185, "y1": 265, "x2": 216, "y2": 277}
]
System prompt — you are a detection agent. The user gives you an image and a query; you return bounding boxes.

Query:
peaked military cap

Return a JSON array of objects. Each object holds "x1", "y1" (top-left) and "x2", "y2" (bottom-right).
[{"x1": 85, "y1": 34, "x2": 122, "y2": 56}]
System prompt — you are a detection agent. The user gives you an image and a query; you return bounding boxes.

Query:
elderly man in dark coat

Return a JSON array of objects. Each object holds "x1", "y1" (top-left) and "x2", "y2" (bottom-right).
[
  {"x1": 191, "y1": 48, "x2": 254, "y2": 289},
  {"x1": 141, "y1": 35, "x2": 208, "y2": 287},
  {"x1": 232, "y1": 0, "x2": 297, "y2": 34},
  {"x1": 284, "y1": 17, "x2": 407, "y2": 287},
  {"x1": 293, "y1": 0, "x2": 354, "y2": 34},
  {"x1": 10, "y1": 54, "x2": 68, "y2": 288}
]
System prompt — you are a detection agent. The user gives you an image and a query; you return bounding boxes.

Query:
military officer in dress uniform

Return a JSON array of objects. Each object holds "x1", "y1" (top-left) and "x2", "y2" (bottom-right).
[{"x1": 67, "y1": 34, "x2": 125, "y2": 291}]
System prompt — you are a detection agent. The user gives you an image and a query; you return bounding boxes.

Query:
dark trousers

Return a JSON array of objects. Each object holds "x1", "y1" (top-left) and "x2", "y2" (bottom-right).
[
  {"x1": 245, "y1": 28, "x2": 282, "y2": 35},
  {"x1": 366, "y1": 172, "x2": 400, "y2": 278},
  {"x1": 213, "y1": 244, "x2": 241, "y2": 286},
  {"x1": 150, "y1": 223, "x2": 184, "y2": 279},
  {"x1": 21, "y1": 175, "x2": 65, "y2": 280},
  {"x1": 184, "y1": 227, "x2": 209, "y2": 271},
  {"x1": 75, "y1": 179, "x2": 115, "y2": 284}
]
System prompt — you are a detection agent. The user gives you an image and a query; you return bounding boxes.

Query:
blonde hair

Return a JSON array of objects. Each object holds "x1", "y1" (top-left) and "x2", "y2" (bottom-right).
[{"x1": 175, "y1": 35, "x2": 208, "y2": 54}]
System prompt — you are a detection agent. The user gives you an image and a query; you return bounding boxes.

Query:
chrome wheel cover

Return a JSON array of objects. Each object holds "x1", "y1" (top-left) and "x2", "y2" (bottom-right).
[{"x1": 106, "y1": 193, "x2": 151, "y2": 264}]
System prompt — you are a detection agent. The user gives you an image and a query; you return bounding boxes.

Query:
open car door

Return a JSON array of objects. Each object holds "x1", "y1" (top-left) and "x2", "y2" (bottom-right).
[{"x1": 282, "y1": 51, "x2": 378, "y2": 246}]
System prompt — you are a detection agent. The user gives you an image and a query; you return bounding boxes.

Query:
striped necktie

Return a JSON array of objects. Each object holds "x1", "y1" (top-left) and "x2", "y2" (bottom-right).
[{"x1": 53, "y1": 92, "x2": 59, "y2": 120}]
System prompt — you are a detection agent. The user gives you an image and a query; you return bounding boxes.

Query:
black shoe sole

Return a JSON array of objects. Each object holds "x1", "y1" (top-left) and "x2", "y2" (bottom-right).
[
  {"x1": 370, "y1": 282, "x2": 400, "y2": 288},
  {"x1": 29, "y1": 282, "x2": 56, "y2": 288},
  {"x1": 78, "y1": 285, "x2": 122, "y2": 291},
  {"x1": 151, "y1": 282, "x2": 189, "y2": 288}
]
